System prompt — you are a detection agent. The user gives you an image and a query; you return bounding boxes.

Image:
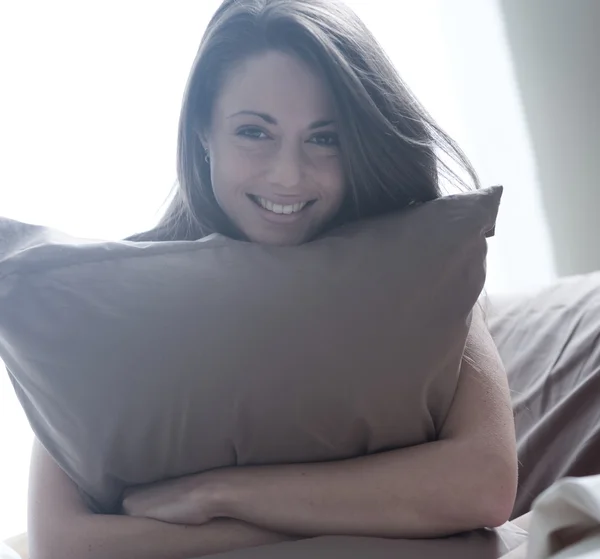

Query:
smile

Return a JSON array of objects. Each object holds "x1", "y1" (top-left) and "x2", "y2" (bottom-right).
[{"x1": 249, "y1": 195, "x2": 313, "y2": 215}]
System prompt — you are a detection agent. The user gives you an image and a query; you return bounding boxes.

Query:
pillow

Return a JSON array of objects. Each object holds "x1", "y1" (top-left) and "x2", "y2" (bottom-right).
[
  {"x1": 487, "y1": 272, "x2": 600, "y2": 518},
  {"x1": 0, "y1": 187, "x2": 501, "y2": 514}
]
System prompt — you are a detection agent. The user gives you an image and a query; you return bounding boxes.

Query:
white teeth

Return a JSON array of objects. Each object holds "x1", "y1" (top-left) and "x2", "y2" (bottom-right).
[{"x1": 256, "y1": 196, "x2": 308, "y2": 215}]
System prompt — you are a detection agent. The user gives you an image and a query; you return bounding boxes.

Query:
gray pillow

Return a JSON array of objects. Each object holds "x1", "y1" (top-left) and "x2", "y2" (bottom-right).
[{"x1": 0, "y1": 187, "x2": 500, "y2": 515}]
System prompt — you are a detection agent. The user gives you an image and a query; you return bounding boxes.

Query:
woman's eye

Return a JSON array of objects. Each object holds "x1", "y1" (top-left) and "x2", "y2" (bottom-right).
[
  {"x1": 237, "y1": 127, "x2": 269, "y2": 140},
  {"x1": 309, "y1": 132, "x2": 339, "y2": 147}
]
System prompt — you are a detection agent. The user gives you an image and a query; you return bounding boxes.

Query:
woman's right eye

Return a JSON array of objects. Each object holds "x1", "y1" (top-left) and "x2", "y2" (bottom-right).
[{"x1": 237, "y1": 126, "x2": 269, "y2": 140}]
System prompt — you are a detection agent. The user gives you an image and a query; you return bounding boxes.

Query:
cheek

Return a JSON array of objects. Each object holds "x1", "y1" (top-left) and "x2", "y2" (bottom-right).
[
  {"x1": 211, "y1": 154, "x2": 257, "y2": 202},
  {"x1": 318, "y1": 158, "x2": 346, "y2": 203},
  {"x1": 209, "y1": 132, "x2": 259, "y2": 196}
]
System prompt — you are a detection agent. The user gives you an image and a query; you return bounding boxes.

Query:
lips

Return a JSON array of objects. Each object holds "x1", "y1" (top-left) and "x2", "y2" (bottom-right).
[{"x1": 248, "y1": 194, "x2": 314, "y2": 215}]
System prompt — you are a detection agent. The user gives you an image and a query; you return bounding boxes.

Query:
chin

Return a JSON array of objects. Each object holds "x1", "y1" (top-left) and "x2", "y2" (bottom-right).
[
  {"x1": 249, "y1": 233, "x2": 307, "y2": 246},
  {"x1": 239, "y1": 226, "x2": 312, "y2": 246},
  {"x1": 236, "y1": 216, "x2": 332, "y2": 246}
]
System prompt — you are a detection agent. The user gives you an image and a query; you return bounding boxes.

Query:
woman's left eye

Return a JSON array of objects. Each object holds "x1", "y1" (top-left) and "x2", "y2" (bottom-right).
[
  {"x1": 237, "y1": 126, "x2": 269, "y2": 140},
  {"x1": 309, "y1": 132, "x2": 339, "y2": 147}
]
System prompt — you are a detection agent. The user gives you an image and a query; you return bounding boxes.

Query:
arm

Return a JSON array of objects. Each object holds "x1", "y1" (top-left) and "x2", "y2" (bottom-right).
[
  {"x1": 28, "y1": 440, "x2": 292, "y2": 559},
  {"x1": 126, "y1": 306, "x2": 518, "y2": 539}
]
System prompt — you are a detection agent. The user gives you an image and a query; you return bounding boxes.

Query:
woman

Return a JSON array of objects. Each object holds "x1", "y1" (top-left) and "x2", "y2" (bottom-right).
[{"x1": 28, "y1": 1, "x2": 518, "y2": 558}]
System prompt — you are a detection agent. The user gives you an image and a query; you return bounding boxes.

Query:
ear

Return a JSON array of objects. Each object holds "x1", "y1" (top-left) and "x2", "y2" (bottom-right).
[{"x1": 197, "y1": 128, "x2": 210, "y2": 152}]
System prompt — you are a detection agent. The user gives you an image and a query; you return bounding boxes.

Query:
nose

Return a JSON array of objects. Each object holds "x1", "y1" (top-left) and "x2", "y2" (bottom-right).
[{"x1": 266, "y1": 142, "x2": 304, "y2": 190}]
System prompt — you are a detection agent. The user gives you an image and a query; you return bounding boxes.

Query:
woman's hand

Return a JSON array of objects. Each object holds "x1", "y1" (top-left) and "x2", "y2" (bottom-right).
[
  {"x1": 31, "y1": 440, "x2": 294, "y2": 559},
  {"x1": 122, "y1": 474, "x2": 216, "y2": 525}
]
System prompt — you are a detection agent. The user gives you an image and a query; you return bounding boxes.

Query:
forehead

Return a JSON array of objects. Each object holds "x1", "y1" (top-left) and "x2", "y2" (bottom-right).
[{"x1": 214, "y1": 50, "x2": 336, "y2": 122}]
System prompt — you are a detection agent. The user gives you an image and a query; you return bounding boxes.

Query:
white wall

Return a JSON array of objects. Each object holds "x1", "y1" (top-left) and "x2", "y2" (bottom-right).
[{"x1": 500, "y1": 0, "x2": 600, "y2": 277}]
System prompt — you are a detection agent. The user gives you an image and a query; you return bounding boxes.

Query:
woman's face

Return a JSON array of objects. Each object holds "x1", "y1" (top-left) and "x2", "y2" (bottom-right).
[{"x1": 203, "y1": 50, "x2": 345, "y2": 245}]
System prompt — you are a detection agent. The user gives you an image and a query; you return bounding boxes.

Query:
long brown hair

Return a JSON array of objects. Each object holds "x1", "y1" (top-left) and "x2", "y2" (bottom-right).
[{"x1": 131, "y1": 0, "x2": 479, "y2": 242}]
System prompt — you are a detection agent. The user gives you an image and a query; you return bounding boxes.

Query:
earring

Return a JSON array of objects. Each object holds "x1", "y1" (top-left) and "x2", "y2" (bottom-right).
[{"x1": 205, "y1": 153, "x2": 210, "y2": 164}]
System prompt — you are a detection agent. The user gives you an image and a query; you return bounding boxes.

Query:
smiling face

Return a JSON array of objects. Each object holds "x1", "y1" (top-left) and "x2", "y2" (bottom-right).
[{"x1": 202, "y1": 50, "x2": 346, "y2": 245}]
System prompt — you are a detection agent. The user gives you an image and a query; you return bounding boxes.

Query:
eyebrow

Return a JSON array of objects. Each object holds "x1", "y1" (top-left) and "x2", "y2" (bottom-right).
[{"x1": 228, "y1": 110, "x2": 335, "y2": 129}]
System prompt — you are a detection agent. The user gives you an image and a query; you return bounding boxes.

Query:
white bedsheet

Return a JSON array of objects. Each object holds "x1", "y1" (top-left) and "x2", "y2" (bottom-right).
[
  {"x1": 528, "y1": 475, "x2": 600, "y2": 559},
  {"x1": 0, "y1": 542, "x2": 19, "y2": 559}
]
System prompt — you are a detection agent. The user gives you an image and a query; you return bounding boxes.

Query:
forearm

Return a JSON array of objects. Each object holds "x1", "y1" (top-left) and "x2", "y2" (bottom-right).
[
  {"x1": 29, "y1": 439, "x2": 292, "y2": 559},
  {"x1": 34, "y1": 514, "x2": 290, "y2": 559},
  {"x1": 210, "y1": 439, "x2": 512, "y2": 539}
]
